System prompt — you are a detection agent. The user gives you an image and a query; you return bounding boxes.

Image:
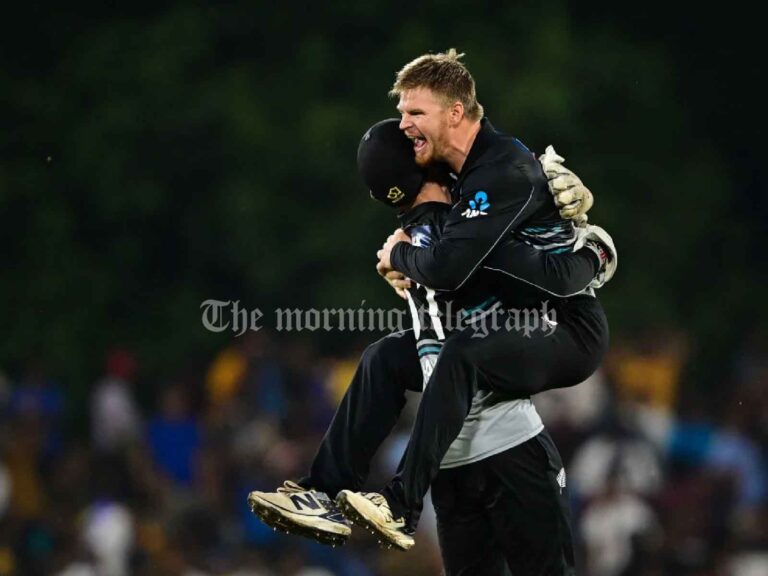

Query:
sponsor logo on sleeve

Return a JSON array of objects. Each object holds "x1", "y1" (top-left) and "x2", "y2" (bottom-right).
[{"x1": 461, "y1": 191, "x2": 490, "y2": 218}]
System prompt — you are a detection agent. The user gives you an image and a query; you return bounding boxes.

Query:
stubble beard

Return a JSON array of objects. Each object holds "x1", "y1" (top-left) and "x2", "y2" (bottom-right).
[{"x1": 415, "y1": 140, "x2": 441, "y2": 168}]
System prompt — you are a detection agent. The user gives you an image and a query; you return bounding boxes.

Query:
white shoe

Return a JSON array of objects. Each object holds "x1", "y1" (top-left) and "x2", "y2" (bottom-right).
[
  {"x1": 335, "y1": 490, "x2": 415, "y2": 551},
  {"x1": 247, "y1": 481, "x2": 351, "y2": 546}
]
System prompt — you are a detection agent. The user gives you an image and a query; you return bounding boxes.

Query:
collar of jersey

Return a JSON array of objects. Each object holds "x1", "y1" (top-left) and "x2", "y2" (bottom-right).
[
  {"x1": 397, "y1": 201, "x2": 451, "y2": 227},
  {"x1": 461, "y1": 117, "x2": 497, "y2": 177}
]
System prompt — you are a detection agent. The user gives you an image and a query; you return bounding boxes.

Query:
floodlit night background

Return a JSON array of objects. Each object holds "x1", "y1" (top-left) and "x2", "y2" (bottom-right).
[{"x1": 1, "y1": 2, "x2": 765, "y2": 575}]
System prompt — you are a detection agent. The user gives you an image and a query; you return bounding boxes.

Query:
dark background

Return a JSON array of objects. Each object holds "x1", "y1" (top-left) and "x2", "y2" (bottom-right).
[
  {"x1": 1, "y1": 2, "x2": 765, "y2": 575},
  {"x1": 2, "y1": 1, "x2": 764, "y2": 388}
]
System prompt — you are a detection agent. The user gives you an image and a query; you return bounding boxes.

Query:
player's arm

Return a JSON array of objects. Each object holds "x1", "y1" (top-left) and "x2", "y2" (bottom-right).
[
  {"x1": 483, "y1": 232, "x2": 614, "y2": 297},
  {"x1": 387, "y1": 163, "x2": 545, "y2": 291}
]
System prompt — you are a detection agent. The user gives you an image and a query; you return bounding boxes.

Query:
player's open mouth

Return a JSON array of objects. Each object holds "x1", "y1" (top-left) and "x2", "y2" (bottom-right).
[{"x1": 412, "y1": 137, "x2": 427, "y2": 153}]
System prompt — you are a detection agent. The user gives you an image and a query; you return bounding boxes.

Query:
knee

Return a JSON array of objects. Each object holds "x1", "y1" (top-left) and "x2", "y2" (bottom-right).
[
  {"x1": 426, "y1": 337, "x2": 481, "y2": 396},
  {"x1": 361, "y1": 333, "x2": 404, "y2": 367},
  {"x1": 359, "y1": 333, "x2": 418, "y2": 386}
]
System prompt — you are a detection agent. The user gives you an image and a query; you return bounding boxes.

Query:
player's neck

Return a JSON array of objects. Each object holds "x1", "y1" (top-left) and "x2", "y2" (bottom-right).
[
  {"x1": 443, "y1": 120, "x2": 482, "y2": 173},
  {"x1": 411, "y1": 182, "x2": 451, "y2": 207}
]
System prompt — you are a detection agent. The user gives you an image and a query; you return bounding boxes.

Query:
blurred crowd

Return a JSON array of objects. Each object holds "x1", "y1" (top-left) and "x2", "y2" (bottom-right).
[{"x1": 0, "y1": 328, "x2": 766, "y2": 576}]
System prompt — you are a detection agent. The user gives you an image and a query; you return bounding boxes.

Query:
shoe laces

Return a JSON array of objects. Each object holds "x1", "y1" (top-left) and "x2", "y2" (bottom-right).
[
  {"x1": 363, "y1": 493, "x2": 396, "y2": 523},
  {"x1": 278, "y1": 482, "x2": 341, "y2": 515},
  {"x1": 277, "y1": 480, "x2": 305, "y2": 494}
]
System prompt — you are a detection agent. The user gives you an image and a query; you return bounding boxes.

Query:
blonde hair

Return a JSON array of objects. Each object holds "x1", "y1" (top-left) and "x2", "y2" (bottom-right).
[{"x1": 389, "y1": 49, "x2": 484, "y2": 121}]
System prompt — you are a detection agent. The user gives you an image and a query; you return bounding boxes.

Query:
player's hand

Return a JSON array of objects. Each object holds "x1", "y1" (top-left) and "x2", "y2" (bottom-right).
[
  {"x1": 376, "y1": 228, "x2": 411, "y2": 270},
  {"x1": 376, "y1": 265, "x2": 412, "y2": 300},
  {"x1": 574, "y1": 224, "x2": 618, "y2": 288},
  {"x1": 539, "y1": 145, "x2": 594, "y2": 227}
]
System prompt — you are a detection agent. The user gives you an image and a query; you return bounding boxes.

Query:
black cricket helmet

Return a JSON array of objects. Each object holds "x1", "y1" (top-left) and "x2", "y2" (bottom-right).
[{"x1": 357, "y1": 118, "x2": 423, "y2": 208}]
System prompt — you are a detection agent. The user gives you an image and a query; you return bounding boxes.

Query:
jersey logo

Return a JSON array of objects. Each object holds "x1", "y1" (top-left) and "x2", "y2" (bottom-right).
[
  {"x1": 461, "y1": 191, "x2": 490, "y2": 218},
  {"x1": 556, "y1": 468, "x2": 567, "y2": 493}
]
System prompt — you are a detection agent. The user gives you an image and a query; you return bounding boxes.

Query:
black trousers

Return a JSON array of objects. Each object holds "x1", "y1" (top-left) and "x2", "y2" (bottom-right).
[
  {"x1": 382, "y1": 296, "x2": 608, "y2": 526},
  {"x1": 301, "y1": 329, "x2": 422, "y2": 498},
  {"x1": 432, "y1": 431, "x2": 575, "y2": 576},
  {"x1": 301, "y1": 296, "x2": 607, "y2": 574}
]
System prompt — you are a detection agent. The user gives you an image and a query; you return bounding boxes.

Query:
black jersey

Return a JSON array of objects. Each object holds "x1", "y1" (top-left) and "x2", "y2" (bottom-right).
[
  {"x1": 391, "y1": 119, "x2": 587, "y2": 309},
  {"x1": 397, "y1": 198, "x2": 599, "y2": 385}
]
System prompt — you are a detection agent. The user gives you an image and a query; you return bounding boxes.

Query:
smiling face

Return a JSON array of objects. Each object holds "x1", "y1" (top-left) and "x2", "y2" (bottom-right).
[{"x1": 397, "y1": 87, "x2": 455, "y2": 167}]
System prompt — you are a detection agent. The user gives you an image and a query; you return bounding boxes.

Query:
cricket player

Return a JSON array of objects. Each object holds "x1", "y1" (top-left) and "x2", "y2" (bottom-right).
[
  {"x1": 334, "y1": 51, "x2": 613, "y2": 568},
  {"x1": 249, "y1": 115, "x2": 613, "y2": 573}
]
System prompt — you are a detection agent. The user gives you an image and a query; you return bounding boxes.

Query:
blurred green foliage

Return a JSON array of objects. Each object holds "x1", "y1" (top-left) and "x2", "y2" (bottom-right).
[{"x1": 1, "y1": 1, "x2": 763, "y2": 391}]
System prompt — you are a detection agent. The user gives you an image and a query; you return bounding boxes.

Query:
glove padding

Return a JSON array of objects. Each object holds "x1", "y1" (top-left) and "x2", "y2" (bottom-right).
[
  {"x1": 573, "y1": 224, "x2": 617, "y2": 289},
  {"x1": 539, "y1": 145, "x2": 594, "y2": 227}
]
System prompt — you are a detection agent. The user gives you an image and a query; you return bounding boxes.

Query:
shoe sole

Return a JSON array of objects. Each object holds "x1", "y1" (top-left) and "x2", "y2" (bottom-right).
[
  {"x1": 335, "y1": 491, "x2": 413, "y2": 551},
  {"x1": 247, "y1": 493, "x2": 349, "y2": 547}
]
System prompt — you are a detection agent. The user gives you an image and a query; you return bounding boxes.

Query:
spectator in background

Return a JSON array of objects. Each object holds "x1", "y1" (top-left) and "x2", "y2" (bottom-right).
[
  {"x1": 54, "y1": 562, "x2": 97, "y2": 576},
  {"x1": 607, "y1": 330, "x2": 689, "y2": 413},
  {"x1": 81, "y1": 500, "x2": 134, "y2": 576},
  {"x1": 4, "y1": 416, "x2": 47, "y2": 520},
  {"x1": 206, "y1": 339, "x2": 249, "y2": 416},
  {"x1": 8, "y1": 358, "x2": 64, "y2": 458},
  {"x1": 91, "y1": 348, "x2": 142, "y2": 453},
  {"x1": 534, "y1": 370, "x2": 610, "y2": 432},
  {"x1": 581, "y1": 471, "x2": 661, "y2": 576},
  {"x1": 570, "y1": 413, "x2": 663, "y2": 501},
  {"x1": 279, "y1": 337, "x2": 333, "y2": 438},
  {"x1": 665, "y1": 396, "x2": 714, "y2": 470},
  {"x1": 146, "y1": 384, "x2": 201, "y2": 487},
  {"x1": 605, "y1": 331, "x2": 689, "y2": 452},
  {"x1": 534, "y1": 370, "x2": 610, "y2": 462},
  {"x1": 206, "y1": 331, "x2": 286, "y2": 425},
  {"x1": 706, "y1": 399, "x2": 767, "y2": 511}
]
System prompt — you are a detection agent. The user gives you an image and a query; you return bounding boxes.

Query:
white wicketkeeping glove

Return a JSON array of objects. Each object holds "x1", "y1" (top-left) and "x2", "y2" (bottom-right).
[
  {"x1": 574, "y1": 224, "x2": 617, "y2": 289},
  {"x1": 539, "y1": 145, "x2": 594, "y2": 227}
]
